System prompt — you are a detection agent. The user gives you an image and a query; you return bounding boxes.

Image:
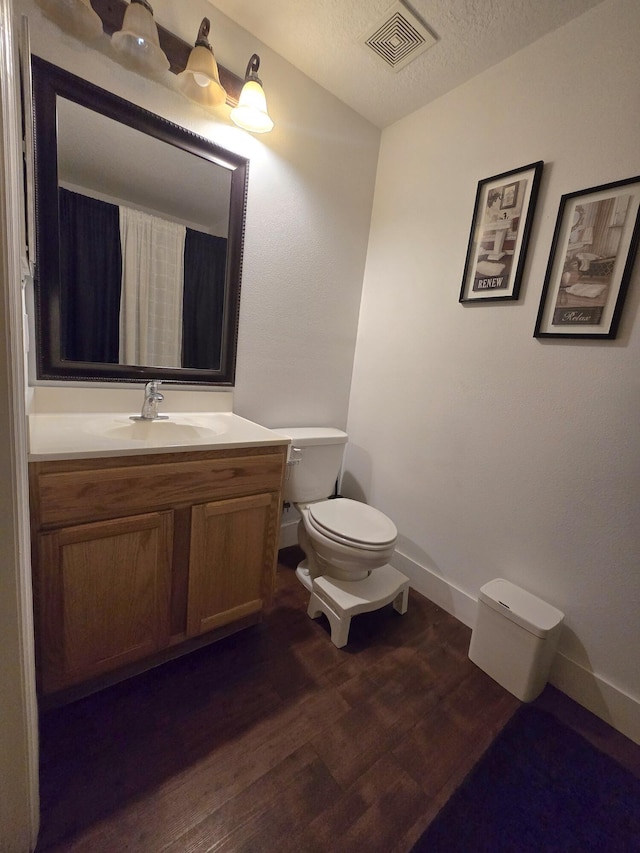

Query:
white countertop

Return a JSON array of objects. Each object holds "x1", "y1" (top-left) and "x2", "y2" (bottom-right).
[{"x1": 28, "y1": 412, "x2": 290, "y2": 461}]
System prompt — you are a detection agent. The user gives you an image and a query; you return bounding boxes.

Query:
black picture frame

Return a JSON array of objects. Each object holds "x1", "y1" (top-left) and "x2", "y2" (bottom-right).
[
  {"x1": 459, "y1": 161, "x2": 543, "y2": 303},
  {"x1": 534, "y1": 176, "x2": 640, "y2": 339}
]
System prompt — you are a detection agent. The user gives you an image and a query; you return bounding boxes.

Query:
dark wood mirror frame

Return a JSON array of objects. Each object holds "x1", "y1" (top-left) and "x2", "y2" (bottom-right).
[{"x1": 31, "y1": 55, "x2": 249, "y2": 385}]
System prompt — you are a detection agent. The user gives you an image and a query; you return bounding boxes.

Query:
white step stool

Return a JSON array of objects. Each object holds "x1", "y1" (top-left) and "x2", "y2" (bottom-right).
[{"x1": 307, "y1": 565, "x2": 410, "y2": 648}]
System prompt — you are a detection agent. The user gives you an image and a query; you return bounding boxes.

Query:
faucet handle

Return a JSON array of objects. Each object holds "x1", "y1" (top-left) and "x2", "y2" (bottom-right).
[{"x1": 145, "y1": 380, "x2": 163, "y2": 398}]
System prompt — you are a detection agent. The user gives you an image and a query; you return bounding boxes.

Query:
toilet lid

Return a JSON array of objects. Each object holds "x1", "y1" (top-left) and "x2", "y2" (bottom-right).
[{"x1": 308, "y1": 498, "x2": 397, "y2": 548}]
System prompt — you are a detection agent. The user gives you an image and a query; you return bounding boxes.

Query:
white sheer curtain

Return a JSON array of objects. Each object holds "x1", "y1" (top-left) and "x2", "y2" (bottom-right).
[{"x1": 119, "y1": 206, "x2": 186, "y2": 367}]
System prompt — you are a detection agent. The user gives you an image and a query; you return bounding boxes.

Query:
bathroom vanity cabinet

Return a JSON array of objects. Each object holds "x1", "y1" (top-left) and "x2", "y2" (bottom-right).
[{"x1": 29, "y1": 444, "x2": 287, "y2": 701}]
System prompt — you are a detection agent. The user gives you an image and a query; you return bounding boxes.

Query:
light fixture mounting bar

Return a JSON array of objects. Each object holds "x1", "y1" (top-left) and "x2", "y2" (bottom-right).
[{"x1": 90, "y1": 0, "x2": 242, "y2": 105}]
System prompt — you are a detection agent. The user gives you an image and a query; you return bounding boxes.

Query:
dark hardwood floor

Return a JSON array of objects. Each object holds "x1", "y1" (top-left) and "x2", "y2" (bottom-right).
[{"x1": 35, "y1": 548, "x2": 640, "y2": 852}]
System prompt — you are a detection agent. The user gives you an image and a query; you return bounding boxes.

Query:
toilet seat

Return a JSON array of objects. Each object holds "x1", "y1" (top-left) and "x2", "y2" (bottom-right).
[{"x1": 307, "y1": 498, "x2": 397, "y2": 551}]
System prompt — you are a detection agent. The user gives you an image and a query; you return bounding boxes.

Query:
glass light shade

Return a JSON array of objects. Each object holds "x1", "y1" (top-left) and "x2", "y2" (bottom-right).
[
  {"x1": 177, "y1": 44, "x2": 227, "y2": 108},
  {"x1": 230, "y1": 80, "x2": 274, "y2": 133},
  {"x1": 36, "y1": 0, "x2": 103, "y2": 42},
  {"x1": 111, "y1": 0, "x2": 169, "y2": 76}
]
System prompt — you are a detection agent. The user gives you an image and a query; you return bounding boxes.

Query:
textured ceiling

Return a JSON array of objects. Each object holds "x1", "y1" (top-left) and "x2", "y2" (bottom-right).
[{"x1": 208, "y1": 0, "x2": 606, "y2": 128}]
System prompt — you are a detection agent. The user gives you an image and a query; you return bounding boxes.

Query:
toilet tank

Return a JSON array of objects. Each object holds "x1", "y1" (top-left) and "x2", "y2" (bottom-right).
[{"x1": 275, "y1": 427, "x2": 347, "y2": 503}]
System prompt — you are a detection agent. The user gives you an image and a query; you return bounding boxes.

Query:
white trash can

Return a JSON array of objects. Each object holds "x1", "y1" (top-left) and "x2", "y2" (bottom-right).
[{"x1": 468, "y1": 578, "x2": 564, "y2": 702}]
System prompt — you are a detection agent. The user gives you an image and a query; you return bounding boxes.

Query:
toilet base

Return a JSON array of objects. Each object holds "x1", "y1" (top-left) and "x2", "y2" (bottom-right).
[
  {"x1": 306, "y1": 565, "x2": 410, "y2": 648},
  {"x1": 295, "y1": 562, "x2": 313, "y2": 591},
  {"x1": 295, "y1": 559, "x2": 369, "y2": 590}
]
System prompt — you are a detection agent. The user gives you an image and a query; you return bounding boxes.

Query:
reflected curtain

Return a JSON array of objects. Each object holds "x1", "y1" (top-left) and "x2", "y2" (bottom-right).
[
  {"x1": 119, "y1": 207, "x2": 186, "y2": 367},
  {"x1": 59, "y1": 188, "x2": 121, "y2": 362},
  {"x1": 182, "y1": 229, "x2": 227, "y2": 369}
]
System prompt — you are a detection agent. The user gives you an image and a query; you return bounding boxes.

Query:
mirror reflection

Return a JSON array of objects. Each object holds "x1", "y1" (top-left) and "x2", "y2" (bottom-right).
[
  {"x1": 57, "y1": 98, "x2": 232, "y2": 370},
  {"x1": 31, "y1": 56, "x2": 248, "y2": 385}
]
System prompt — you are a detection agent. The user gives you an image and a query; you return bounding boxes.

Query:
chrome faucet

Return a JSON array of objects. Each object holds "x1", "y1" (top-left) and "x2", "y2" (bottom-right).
[{"x1": 130, "y1": 380, "x2": 169, "y2": 421}]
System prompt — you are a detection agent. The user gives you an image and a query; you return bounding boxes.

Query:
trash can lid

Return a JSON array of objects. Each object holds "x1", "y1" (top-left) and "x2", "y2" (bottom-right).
[{"x1": 478, "y1": 578, "x2": 564, "y2": 638}]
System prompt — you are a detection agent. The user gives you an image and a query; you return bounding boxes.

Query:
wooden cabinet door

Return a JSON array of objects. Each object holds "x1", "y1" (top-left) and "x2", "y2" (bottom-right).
[
  {"x1": 36, "y1": 511, "x2": 172, "y2": 694},
  {"x1": 187, "y1": 493, "x2": 279, "y2": 637}
]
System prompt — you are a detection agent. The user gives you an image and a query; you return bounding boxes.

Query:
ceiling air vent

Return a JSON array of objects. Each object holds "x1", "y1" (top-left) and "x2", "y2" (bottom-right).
[{"x1": 361, "y1": 1, "x2": 436, "y2": 72}]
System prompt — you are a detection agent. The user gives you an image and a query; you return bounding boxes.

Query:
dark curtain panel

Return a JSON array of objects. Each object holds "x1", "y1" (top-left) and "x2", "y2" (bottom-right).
[
  {"x1": 59, "y1": 188, "x2": 122, "y2": 363},
  {"x1": 182, "y1": 229, "x2": 227, "y2": 369}
]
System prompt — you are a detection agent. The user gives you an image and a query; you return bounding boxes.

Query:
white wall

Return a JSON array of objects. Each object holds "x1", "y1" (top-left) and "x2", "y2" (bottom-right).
[
  {"x1": 15, "y1": 0, "x2": 380, "y2": 429},
  {"x1": 346, "y1": 0, "x2": 640, "y2": 741}
]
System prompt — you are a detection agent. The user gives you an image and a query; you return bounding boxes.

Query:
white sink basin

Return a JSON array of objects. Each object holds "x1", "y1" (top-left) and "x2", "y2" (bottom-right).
[{"x1": 85, "y1": 414, "x2": 227, "y2": 444}]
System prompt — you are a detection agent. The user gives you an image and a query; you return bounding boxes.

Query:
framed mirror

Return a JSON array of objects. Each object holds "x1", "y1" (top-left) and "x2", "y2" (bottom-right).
[{"x1": 30, "y1": 55, "x2": 249, "y2": 385}]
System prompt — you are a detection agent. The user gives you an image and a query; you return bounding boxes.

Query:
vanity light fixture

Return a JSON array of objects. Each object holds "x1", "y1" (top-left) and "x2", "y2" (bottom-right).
[
  {"x1": 35, "y1": 0, "x2": 103, "y2": 42},
  {"x1": 176, "y1": 18, "x2": 227, "y2": 109},
  {"x1": 111, "y1": 0, "x2": 169, "y2": 77},
  {"x1": 230, "y1": 54, "x2": 274, "y2": 134},
  {"x1": 36, "y1": 0, "x2": 273, "y2": 132}
]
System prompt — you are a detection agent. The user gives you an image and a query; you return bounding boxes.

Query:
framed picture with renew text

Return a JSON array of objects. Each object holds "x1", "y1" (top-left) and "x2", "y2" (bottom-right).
[{"x1": 459, "y1": 161, "x2": 543, "y2": 303}]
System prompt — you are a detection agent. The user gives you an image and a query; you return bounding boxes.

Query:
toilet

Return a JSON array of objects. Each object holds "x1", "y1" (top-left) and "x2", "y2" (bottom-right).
[{"x1": 276, "y1": 427, "x2": 409, "y2": 647}]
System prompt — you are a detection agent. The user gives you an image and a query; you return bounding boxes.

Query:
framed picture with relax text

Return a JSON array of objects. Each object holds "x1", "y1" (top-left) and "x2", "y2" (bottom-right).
[
  {"x1": 534, "y1": 176, "x2": 640, "y2": 339},
  {"x1": 459, "y1": 161, "x2": 543, "y2": 303}
]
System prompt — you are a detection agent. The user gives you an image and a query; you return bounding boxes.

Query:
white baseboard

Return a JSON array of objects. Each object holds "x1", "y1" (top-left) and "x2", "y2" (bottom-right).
[
  {"x1": 391, "y1": 550, "x2": 478, "y2": 628},
  {"x1": 391, "y1": 549, "x2": 640, "y2": 746},
  {"x1": 549, "y1": 653, "x2": 640, "y2": 745},
  {"x1": 279, "y1": 520, "x2": 299, "y2": 551}
]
